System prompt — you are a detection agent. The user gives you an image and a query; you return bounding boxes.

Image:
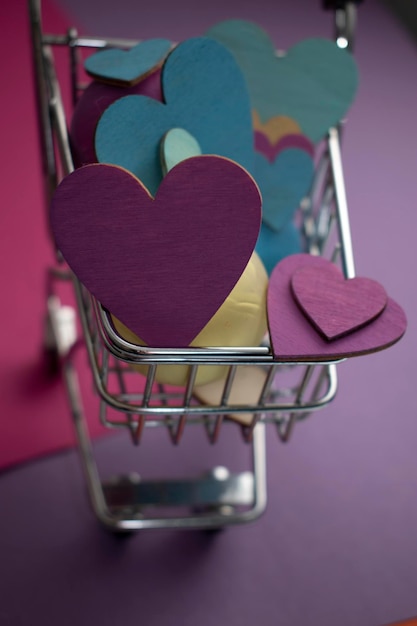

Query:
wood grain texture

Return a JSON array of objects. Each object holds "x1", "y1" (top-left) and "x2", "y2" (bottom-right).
[
  {"x1": 69, "y1": 69, "x2": 163, "y2": 166},
  {"x1": 267, "y1": 254, "x2": 407, "y2": 362},
  {"x1": 95, "y1": 37, "x2": 254, "y2": 195},
  {"x1": 50, "y1": 158, "x2": 262, "y2": 348},
  {"x1": 160, "y1": 128, "x2": 202, "y2": 175},
  {"x1": 207, "y1": 20, "x2": 359, "y2": 143},
  {"x1": 112, "y1": 251, "x2": 268, "y2": 387},
  {"x1": 291, "y1": 264, "x2": 388, "y2": 340},
  {"x1": 252, "y1": 111, "x2": 301, "y2": 144},
  {"x1": 254, "y1": 147, "x2": 314, "y2": 232},
  {"x1": 84, "y1": 39, "x2": 172, "y2": 86}
]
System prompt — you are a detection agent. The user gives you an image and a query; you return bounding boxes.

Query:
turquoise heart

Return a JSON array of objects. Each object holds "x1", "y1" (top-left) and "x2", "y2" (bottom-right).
[
  {"x1": 254, "y1": 147, "x2": 314, "y2": 232},
  {"x1": 84, "y1": 39, "x2": 172, "y2": 85},
  {"x1": 161, "y1": 128, "x2": 202, "y2": 175},
  {"x1": 255, "y1": 221, "x2": 301, "y2": 276},
  {"x1": 207, "y1": 20, "x2": 358, "y2": 143},
  {"x1": 95, "y1": 37, "x2": 253, "y2": 195}
]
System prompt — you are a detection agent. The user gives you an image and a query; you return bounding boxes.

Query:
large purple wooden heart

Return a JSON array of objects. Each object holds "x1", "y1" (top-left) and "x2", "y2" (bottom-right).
[
  {"x1": 291, "y1": 264, "x2": 388, "y2": 340},
  {"x1": 267, "y1": 254, "x2": 407, "y2": 362},
  {"x1": 50, "y1": 157, "x2": 261, "y2": 348}
]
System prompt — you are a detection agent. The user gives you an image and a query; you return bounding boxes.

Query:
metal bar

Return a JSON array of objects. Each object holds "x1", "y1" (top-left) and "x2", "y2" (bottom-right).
[
  {"x1": 68, "y1": 27, "x2": 81, "y2": 106},
  {"x1": 63, "y1": 361, "x2": 110, "y2": 522},
  {"x1": 133, "y1": 364, "x2": 156, "y2": 444},
  {"x1": 171, "y1": 366, "x2": 198, "y2": 444},
  {"x1": 328, "y1": 127, "x2": 356, "y2": 278},
  {"x1": 242, "y1": 365, "x2": 278, "y2": 442},
  {"x1": 45, "y1": 47, "x2": 74, "y2": 178},
  {"x1": 335, "y1": 2, "x2": 357, "y2": 51},
  {"x1": 95, "y1": 301, "x2": 342, "y2": 365},
  {"x1": 278, "y1": 365, "x2": 317, "y2": 442},
  {"x1": 206, "y1": 366, "x2": 238, "y2": 444},
  {"x1": 28, "y1": 0, "x2": 57, "y2": 207},
  {"x1": 42, "y1": 33, "x2": 142, "y2": 49}
]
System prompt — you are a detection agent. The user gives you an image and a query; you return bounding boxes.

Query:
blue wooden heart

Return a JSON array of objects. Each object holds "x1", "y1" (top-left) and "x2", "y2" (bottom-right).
[
  {"x1": 207, "y1": 20, "x2": 358, "y2": 143},
  {"x1": 161, "y1": 128, "x2": 202, "y2": 175},
  {"x1": 84, "y1": 39, "x2": 172, "y2": 86},
  {"x1": 255, "y1": 220, "x2": 301, "y2": 276},
  {"x1": 254, "y1": 147, "x2": 314, "y2": 233},
  {"x1": 95, "y1": 37, "x2": 254, "y2": 195}
]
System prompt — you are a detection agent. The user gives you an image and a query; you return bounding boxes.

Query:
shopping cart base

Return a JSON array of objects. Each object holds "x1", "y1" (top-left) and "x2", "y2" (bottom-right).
[
  {"x1": 64, "y1": 357, "x2": 267, "y2": 531},
  {"x1": 103, "y1": 467, "x2": 255, "y2": 512}
]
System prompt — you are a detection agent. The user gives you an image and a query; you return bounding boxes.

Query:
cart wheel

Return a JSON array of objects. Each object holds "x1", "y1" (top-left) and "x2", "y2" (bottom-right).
[
  {"x1": 204, "y1": 508, "x2": 235, "y2": 534},
  {"x1": 102, "y1": 473, "x2": 146, "y2": 535},
  {"x1": 192, "y1": 503, "x2": 235, "y2": 533},
  {"x1": 107, "y1": 525, "x2": 137, "y2": 538}
]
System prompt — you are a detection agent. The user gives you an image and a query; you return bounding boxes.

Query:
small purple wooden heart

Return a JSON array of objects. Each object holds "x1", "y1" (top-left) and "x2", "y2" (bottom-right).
[
  {"x1": 267, "y1": 254, "x2": 407, "y2": 362},
  {"x1": 273, "y1": 133, "x2": 315, "y2": 158},
  {"x1": 50, "y1": 157, "x2": 261, "y2": 348},
  {"x1": 291, "y1": 263, "x2": 388, "y2": 340}
]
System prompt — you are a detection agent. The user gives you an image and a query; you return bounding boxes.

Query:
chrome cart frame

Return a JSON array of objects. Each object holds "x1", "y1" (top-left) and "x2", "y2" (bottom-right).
[{"x1": 29, "y1": 0, "x2": 358, "y2": 531}]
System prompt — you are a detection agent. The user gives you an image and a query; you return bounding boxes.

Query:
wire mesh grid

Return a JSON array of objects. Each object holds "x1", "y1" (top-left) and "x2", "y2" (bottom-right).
[{"x1": 30, "y1": 0, "x2": 358, "y2": 529}]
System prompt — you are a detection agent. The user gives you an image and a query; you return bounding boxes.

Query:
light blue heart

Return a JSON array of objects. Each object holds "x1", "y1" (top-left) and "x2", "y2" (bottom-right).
[
  {"x1": 84, "y1": 39, "x2": 172, "y2": 84},
  {"x1": 254, "y1": 148, "x2": 314, "y2": 232},
  {"x1": 95, "y1": 37, "x2": 253, "y2": 195},
  {"x1": 255, "y1": 220, "x2": 302, "y2": 276},
  {"x1": 161, "y1": 128, "x2": 202, "y2": 175},
  {"x1": 207, "y1": 20, "x2": 358, "y2": 143}
]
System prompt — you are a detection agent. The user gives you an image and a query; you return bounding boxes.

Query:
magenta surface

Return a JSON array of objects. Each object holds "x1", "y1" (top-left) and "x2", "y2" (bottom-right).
[
  {"x1": 50, "y1": 159, "x2": 261, "y2": 347},
  {"x1": 291, "y1": 262, "x2": 388, "y2": 340},
  {"x1": 274, "y1": 132, "x2": 315, "y2": 157},
  {"x1": 268, "y1": 254, "x2": 406, "y2": 361}
]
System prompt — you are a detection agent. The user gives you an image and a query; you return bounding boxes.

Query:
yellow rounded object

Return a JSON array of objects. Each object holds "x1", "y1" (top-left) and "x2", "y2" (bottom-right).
[{"x1": 112, "y1": 251, "x2": 268, "y2": 387}]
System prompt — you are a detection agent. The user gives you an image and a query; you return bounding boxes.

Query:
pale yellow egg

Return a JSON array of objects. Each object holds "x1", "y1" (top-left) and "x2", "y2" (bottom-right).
[{"x1": 112, "y1": 251, "x2": 268, "y2": 387}]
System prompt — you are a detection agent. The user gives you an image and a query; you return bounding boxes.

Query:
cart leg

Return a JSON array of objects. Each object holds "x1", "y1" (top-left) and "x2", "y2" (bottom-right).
[{"x1": 63, "y1": 355, "x2": 267, "y2": 532}]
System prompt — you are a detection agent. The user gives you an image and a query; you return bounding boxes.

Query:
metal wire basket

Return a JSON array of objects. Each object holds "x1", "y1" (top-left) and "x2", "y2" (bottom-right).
[{"x1": 29, "y1": 0, "x2": 359, "y2": 531}]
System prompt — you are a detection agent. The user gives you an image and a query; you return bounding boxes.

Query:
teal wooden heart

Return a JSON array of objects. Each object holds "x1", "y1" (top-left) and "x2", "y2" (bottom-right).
[
  {"x1": 207, "y1": 20, "x2": 358, "y2": 143},
  {"x1": 84, "y1": 39, "x2": 172, "y2": 86},
  {"x1": 160, "y1": 128, "x2": 202, "y2": 175},
  {"x1": 95, "y1": 37, "x2": 253, "y2": 195},
  {"x1": 255, "y1": 221, "x2": 301, "y2": 276},
  {"x1": 254, "y1": 147, "x2": 314, "y2": 232}
]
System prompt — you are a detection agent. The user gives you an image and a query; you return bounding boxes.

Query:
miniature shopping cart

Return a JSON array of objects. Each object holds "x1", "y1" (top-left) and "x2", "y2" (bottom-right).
[{"x1": 29, "y1": 0, "x2": 361, "y2": 531}]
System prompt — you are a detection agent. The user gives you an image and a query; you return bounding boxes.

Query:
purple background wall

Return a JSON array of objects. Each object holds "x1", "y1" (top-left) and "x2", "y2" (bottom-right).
[{"x1": 1, "y1": 0, "x2": 416, "y2": 624}]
